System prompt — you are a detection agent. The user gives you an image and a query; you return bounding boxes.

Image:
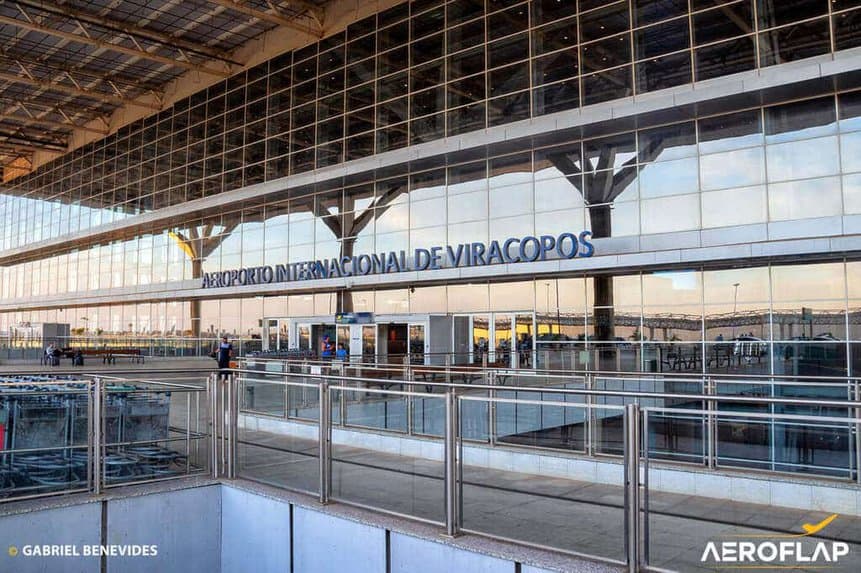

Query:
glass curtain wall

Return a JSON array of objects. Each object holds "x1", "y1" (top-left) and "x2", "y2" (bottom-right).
[
  {"x1": 4, "y1": 0, "x2": 861, "y2": 250},
  {"x1": 6, "y1": 91, "x2": 861, "y2": 302},
  {"x1": 2, "y1": 261, "x2": 861, "y2": 378}
]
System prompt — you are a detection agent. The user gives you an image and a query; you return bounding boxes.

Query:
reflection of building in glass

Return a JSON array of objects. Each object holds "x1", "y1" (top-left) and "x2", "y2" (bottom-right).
[{"x1": 0, "y1": 1, "x2": 861, "y2": 378}]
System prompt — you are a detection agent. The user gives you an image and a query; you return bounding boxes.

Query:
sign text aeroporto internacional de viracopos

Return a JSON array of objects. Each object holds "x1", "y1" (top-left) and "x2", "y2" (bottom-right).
[{"x1": 201, "y1": 231, "x2": 594, "y2": 289}]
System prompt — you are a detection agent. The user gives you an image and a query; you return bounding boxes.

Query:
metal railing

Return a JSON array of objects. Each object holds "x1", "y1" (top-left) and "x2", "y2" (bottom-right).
[
  {"x1": 224, "y1": 365, "x2": 861, "y2": 572},
  {"x1": 0, "y1": 373, "x2": 210, "y2": 503},
  {"x1": 237, "y1": 356, "x2": 861, "y2": 483}
]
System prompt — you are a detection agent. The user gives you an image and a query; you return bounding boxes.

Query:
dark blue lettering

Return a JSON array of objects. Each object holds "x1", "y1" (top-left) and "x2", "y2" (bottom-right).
[
  {"x1": 503, "y1": 238, "x2": 521, "y2": 262},
  {"x1": 519, "y1": 236, "x2": 541, "y2": 262},
  {"x1": 557, "y1": 233, "x2": 579, "y2": 258},
  {"x1": 414, "y1": 249, "x2": 431, "y2": 271},
  {"x1": 579, "y1": 231, "x2": 594, "y2": 257},
  {"x1": 539, "y1": 235, "x2": 556, "y2": 260}
]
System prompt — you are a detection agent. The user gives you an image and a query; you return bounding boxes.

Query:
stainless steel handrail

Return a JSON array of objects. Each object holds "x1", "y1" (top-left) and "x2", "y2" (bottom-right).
[{"x1": 219, "y1": 365, "x2": 861, "y2": 573}]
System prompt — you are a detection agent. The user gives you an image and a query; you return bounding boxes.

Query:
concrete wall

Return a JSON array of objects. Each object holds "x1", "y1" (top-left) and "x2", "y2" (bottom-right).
[
  {"x1": 293, "y1": 506, "x2": 386, "y2": 573},
  {"x1": 107, "y1": 486, "x2": 221, "y2": 573},
  {"x1": 222, "y1": 487, "x2": 290, "y2": 573},
  {"x1": 0, "y1": 483, "x2": 597, "y2": 573},
  {"x1": 0, "y1": 502, "x2": 101, "y2": 573},
  {"x1": 390, "y1": 532, "x2": 513, "y2": 573}
]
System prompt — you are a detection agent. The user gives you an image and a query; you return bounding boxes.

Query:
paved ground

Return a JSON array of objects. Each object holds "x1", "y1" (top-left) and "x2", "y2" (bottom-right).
[
  {"x1": 238, "y1": 428, "x2": 861, "y2": 573},
  {"x1": 0, "y1": 357, "x2": 215, "y2": 375}
]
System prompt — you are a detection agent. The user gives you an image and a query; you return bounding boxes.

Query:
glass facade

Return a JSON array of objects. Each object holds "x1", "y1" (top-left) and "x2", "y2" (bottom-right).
[
  {"x1": 4, "y1": 0, "x2": 861, "y2": 250},
  {"x1": 4, "y1": 90, "x2": 861, "y2": 297},
  {"x1": 1, "y1": 0, "x2": 861, "y2": 380},
  {"x1": 2, "y1": 261, "x2": 860, "y2": 377}
]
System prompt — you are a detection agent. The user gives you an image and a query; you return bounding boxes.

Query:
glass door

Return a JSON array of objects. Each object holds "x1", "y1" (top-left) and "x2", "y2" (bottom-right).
[
  {"x1": 278, "y1": 320, "x2": 288, "y2": 351},
  {"x1": 265, "y1": 319, "x2": 277, "y2": 351},
  {"x1": 493, "y1": 314, "x2": 512, "y2": 367},
  {"x1": 515, "y1": 314, "x2": 535, "y2": 368},
  {"x1": 362, "y1": 325, "x2": 376, "y2": 363},
  {"x1": 472, "y1": 314, "x2": 490, "y2": 365},
  {"x1": 452, "y1": 315, "x2": 471, "y2": 365},
  {"x1": 298, "y1": 324, "x2": 311, "y2": 351},
  {"x1": 409, "y1": 323, "x2": 425, "y2": 364}
]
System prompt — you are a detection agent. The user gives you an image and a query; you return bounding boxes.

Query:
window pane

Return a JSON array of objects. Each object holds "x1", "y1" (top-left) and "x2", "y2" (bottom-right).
[
  {"x1": 700, "y1": 147, "x2": 765, "y2": 190},
  {"x1": 636, "y1": 51, "x2": 692, "y2": 92},
  {"x1": 701, "y1": 185, "x2": 767, "y2": 227},
  {"x1": 694, "y1": 37, "x2": 756, "y2": 81},
  {"x1": 765, "y1": 136, "x2": 839, "y2": 182},
  {"x1": 581, "y1": 34, "x2": 631, "y2": 71},
  {"x1": 758, "y1": 18, "x2": 830, "y2": 66},
  {"x1": 532, "y1": 18, "x2": 578, "y2": 55},
  {"x1": 641, "y1": 193, "x2": 701, "y2": 233},
  {"x1": 580, "y1": 2, "x2": 630, "y2": 43},
  {"x1": 693, "y1": 1, "x2": 754, "y2": 45},
  {"x1": 768, "y1": 176, "x2": 842, "y2": 220},
  {"x1": 757, "y1": 0, "x2": 828, "y2": 29},
  {"x1": 582, "y1": 66, "x2": 633, "y2": 105},
  {"x1": 634, "y1": 0, "x2": 688, "y2": 26},
  {"x1": 698, "y1": 109, "x2": 763, "y2": 153},
  {"x1": 532, "y1": 48, "x2": 579, "y2": 86},
  {"x1": 635, "y1": 17, "x2": 690, "y2": 60},
  {"x1": 532, "y1": 79, "x2": 579, "y2": 115}
]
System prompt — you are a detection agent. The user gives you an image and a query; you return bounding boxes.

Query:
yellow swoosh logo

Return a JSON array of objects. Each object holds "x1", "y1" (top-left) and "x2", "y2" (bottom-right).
[
  {"x1": 727, "y1": 514, "x2": 839, "y2": 539},
  {"x1": 801, "y1": 514, "x2": 838, "y2": 536}
]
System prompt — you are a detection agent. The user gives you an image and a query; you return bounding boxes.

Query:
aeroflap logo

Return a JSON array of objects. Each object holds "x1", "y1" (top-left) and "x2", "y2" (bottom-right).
[{"x1": 701, "y1": 514, "x2": 850, "y2": 567}]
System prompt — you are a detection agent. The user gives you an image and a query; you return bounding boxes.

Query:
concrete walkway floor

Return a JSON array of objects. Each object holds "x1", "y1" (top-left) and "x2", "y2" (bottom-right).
[{"x1": 237, "y1": 428, "x2": 861, "y2": 573}]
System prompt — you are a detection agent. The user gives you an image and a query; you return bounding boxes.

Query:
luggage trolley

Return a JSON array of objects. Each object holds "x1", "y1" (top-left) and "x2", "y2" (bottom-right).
[
  {"x1": 110, "y1": 389, "x2": 184, "y2": 482},
  {"x1": 9, "y1": 385, "x2": 82, "y2": 492}
]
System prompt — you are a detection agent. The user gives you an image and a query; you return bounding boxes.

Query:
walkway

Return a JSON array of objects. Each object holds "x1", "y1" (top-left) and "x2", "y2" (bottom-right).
[{"x1": 238, "y1": 428, "x2": 861, "y2": 572}]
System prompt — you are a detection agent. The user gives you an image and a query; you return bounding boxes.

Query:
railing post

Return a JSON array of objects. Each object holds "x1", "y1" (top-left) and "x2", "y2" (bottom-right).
[
  {"x1": 642, "y1": 408, "x2": 650, "y2": 568},
  {"x1": 488, "y1": 370, "x2": 497, "y2": 446},
  {"x1": 227, "y1": 373, "x2": 238, "y2": 479},
  {"x1": 706, "y1": 377, "x2": 716, "y2": 470},
  {"x1": 445, "y1": 354, "x2": 451, "y2": 384},
  {"x1": 586, "y1": 373, "x2": 595, "y2": 457},
  {"x1": 318, "y1": 380, "x2": 332, "y2": 504},
  {"x1": 405, "y1": 360, "x2": 414, "y2": 436},
  {"x1": 855, "y1": 380, "x2": 861, "y2": 485},
  {"x1": 444, "y1": 387, "x2": 460, "y2": 537},
  {"x1": 624, "y1": 403, "x2": 641, "y2": 573},
  {"x1": 92, "y1": 376, "x2": 102, "y2": 495},
  {"x1": 209, "y1": 372, "x2": 219, "y2": 479}
]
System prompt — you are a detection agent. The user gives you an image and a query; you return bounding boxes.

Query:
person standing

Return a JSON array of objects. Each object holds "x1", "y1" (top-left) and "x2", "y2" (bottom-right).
[
  {"x1": 320, "y1": 334, "x2": 334, "y2": 359},
  {"x1": 216, "y1": 336, "x2": 234, "y2": 380}
]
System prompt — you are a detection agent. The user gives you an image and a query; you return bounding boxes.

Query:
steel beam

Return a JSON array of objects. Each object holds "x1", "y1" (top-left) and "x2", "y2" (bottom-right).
[
  {"x1": 13, "y1": 0, "x2": 242, "y2": 66},
  {"x1": 0, "y1": 70, "x2": 161, "y2": 111},
  {"x1": 206, "y1": 0, "x2": 322, "y2": 36},
  {"x1": 0, "y1": 131, "x2": 65, "y2": 149},
  {"x1": 0, "y1": 111, "x2": 108, "y2": 136},
  {"x1": 0, "y1": 13, "x2": 230, "y2": 78}
]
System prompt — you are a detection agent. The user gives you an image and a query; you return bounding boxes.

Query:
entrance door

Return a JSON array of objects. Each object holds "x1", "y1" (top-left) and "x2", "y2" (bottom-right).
[
  {"x1": 452, "y1": 316, "x2": 471, "y2": 365},
  {"x1": 472, "y1": 314, "x2": 490, "y2": 365},
  {"x1": 278, "y1": 320, "x2": 288, "y2": 351},
  {"x1": 298, "y1": 324, "x2": 311, "y2": 352},
  {"x1": 409, "y1": 324, "x2": 425, "y2": 364},
  {"x1": 311, "y1": 324, "x2": 336, "y2": 356},
  {"x1": 515, "y1": 313, "x2": 535, "y2": 368},
  {"x1": 361, "y1": 325, "x2": 376, "y2": 363},
  {"x1": 493, "y1": 314, "x2": 512, "y2": 367}
]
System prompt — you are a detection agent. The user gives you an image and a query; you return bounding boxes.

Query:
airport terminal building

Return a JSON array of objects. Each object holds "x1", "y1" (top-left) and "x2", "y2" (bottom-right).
[{"x1": 4, "y1": 0, "x2": 861, "y2": 378}]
